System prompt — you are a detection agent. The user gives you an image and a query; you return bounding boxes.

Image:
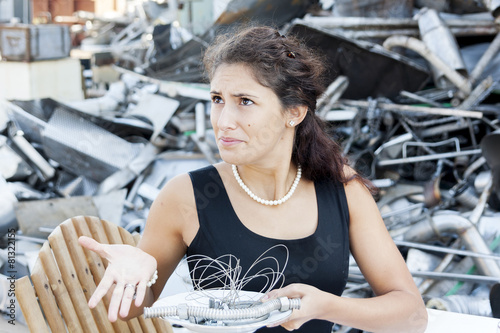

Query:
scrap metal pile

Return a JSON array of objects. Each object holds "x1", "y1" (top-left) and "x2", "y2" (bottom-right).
[{"x1": 1, "y1": 0, "x2": 500, "y2": 328}]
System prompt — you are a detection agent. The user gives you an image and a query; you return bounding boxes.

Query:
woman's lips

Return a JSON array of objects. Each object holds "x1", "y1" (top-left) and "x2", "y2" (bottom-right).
[{"x1": 218, "y1": 136, "x2": 243, "y2": 147}]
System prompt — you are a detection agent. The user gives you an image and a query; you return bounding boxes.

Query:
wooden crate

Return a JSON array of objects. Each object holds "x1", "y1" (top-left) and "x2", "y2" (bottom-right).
[{"x1": 0, "y1": 24, "x2": 71, "y2": 61}]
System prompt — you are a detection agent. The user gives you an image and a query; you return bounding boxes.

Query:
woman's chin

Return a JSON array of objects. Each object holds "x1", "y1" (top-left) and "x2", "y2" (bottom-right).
[{"x1": 218, "y1": 152, "x2": 247, "y2": 166}]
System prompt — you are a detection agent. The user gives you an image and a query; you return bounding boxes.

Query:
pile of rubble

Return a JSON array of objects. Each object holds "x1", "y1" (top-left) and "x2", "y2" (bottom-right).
[{"x1": 1, "y1": 0, "x2": 500, "y2": 327}]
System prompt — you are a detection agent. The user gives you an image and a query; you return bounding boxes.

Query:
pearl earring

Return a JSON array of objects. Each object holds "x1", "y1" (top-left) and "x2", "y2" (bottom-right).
[{"x1": 289, "y1": 120, "x2": 295, "y2": 126}]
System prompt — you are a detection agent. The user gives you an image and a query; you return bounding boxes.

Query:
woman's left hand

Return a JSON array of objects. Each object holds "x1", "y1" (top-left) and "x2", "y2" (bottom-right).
[{"x1": 263, "y1": 283, "x2": 331, "y2": 331}]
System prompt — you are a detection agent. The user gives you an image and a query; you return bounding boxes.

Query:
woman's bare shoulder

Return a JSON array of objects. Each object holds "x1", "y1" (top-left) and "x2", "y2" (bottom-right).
[
  {"x1": 342, "y1": 165, "x2": 369, "y2": 193},
  {"x1": 342, "y1": 164, "x2": 357, "y2": 178},
  {"x1": 147, "y1": 172, "x2": 197, "y2": 229},
  {"x1": 164, "y1": 172, "x2": 194, "y2": 193},
  {"x1": 160, "y1": 164, "x2": 225, "y2": 202}
]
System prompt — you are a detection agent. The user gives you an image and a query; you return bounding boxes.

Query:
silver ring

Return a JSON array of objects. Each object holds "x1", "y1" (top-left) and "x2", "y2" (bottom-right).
[{"x1": 124, "y1": 283, "x2": 136, "y2": 290}]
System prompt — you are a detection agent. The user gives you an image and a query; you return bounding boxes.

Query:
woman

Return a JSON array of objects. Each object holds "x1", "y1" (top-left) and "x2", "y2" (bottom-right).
[{"x1": 79, "y1": 26, "x2": 428, "y2": 332}]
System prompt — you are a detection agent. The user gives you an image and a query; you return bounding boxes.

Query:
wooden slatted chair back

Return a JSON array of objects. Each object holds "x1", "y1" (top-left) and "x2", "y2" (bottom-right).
[{"x1": 15, "y1": 215, "x2": 173, "y2": 333}]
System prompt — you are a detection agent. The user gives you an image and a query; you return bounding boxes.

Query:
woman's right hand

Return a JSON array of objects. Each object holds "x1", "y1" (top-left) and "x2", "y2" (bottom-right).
[{"x1": 78, "y1": 236, "x2": 158, "y2": 322}]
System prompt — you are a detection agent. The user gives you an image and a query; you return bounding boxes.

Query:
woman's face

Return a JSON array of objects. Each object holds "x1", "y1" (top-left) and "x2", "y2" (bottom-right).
[{"x1": 210, "y1": 63, "x2": 290, "y2": 166}]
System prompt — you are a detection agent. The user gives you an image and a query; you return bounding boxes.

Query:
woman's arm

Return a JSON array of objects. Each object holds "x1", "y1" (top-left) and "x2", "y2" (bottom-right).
[
  {"x1": 80, "y1": 173, "x2": 197, "y2": 322},
  {"x1": 267, "y1": 173, "x2": 428, "y2": 332},
  {"x1": 335, "y1": 176, "x2": 428, "y2": 332}
]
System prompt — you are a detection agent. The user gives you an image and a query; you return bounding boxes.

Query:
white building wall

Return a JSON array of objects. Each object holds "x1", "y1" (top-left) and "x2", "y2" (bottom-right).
[{"x1": 0, "y1": 0, "x2": 14, "y2": 23}]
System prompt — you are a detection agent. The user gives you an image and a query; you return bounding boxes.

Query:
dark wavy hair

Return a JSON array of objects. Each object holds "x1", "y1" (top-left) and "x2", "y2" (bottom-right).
[{"x1": 203, "y1": 25, "x2": 374, "y2": 191}]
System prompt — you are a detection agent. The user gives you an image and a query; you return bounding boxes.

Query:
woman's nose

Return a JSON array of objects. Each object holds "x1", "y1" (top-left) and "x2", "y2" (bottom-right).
[{"x1": 216, "y1": 104, "x2": 237, "y2": 131}]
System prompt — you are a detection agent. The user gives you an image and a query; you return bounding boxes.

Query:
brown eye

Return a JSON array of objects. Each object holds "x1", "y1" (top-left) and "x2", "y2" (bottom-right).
[
  {"x1": 212, "y1": 96, "x2": 223, "y2": 104},
  {"x1": 286, "y1": 51, "x2": 296, "y2": 59},
  {"x1": 241, "y1": 98, "x2": 254, "y2": 106}
]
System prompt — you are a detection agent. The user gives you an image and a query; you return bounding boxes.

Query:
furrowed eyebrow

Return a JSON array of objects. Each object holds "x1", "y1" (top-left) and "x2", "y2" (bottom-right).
[
  {"x1": 232, "y1": 93, "x2": 257, "y2": 98},
  {"x1": 210, "y1": 91, "x2": 258, "y2": 98}
]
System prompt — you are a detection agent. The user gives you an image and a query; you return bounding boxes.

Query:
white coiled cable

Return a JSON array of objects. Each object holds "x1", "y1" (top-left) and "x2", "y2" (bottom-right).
[{"x1": 143, "y1": 297, "x2": 300, "y2": 320}]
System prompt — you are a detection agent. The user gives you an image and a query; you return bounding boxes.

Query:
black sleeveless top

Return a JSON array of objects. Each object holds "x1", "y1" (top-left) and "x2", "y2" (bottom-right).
[{"x1": 187, "y1": 165, "x2": 350, "y2": 332}]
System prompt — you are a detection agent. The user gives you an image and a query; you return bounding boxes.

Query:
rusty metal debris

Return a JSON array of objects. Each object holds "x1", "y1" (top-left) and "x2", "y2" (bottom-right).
[{"x1": 1, "y1": 0, "x2": 500, "y2": 329}]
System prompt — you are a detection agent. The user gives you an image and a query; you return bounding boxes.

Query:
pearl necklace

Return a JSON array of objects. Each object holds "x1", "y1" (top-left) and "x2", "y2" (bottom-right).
[{"x1": 231, "y1": 164, "x2": 302, "y2": 206}]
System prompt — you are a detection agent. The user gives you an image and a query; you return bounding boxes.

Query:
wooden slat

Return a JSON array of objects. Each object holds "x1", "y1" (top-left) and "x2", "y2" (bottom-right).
[
  {"x1": 109, "y1": 318, "x2": 133, "y2": 333},
  {"x1": 61, "y1": 220, "x2": 114, "y2": 333},
  {"x1": 60, "y1": 221, "x2": 97, "y2": 297},
  {"x1": 49, "y1": 227, "x2": 99, "y2": 333},
  {"x1": 15, "y1": 276, "x2": 50, "y2": 333},
  {"x1": 137, "y1": 315, "x2": 157, "y2": 332},
  {"x1": 85, "y1": 216, "x2": 112, "y2": 271},
  {"x1": 102, "y1": 219, "x2": 123, "y2": 245},
  {"x1": 72, "y1": 217, "x2": 132, "y2": 333},
  {"x1": 72, "y1": 216, "x2": 107, "y2": 283},
  {"x1": 31, "y1": 259, "x2": 66, "y2": 332},
  {"x1": 133, "y1": 233, "x2": 141, "y2": 245},
  {"x1": 39, "y1": 242, "x2": 83, "y2": 333},
  {"x1": 85, "y1": 216, "x2": 111, "y2": 246},
  {"x1": 153, "y1": 317, "x2": 174, "y2": 333},
  {"x1": 119, "y1": 228, "x2": 136, "y2": 246},
  {"x1": 127, "y1": 317, "x2": 144, "y2": 333}
]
